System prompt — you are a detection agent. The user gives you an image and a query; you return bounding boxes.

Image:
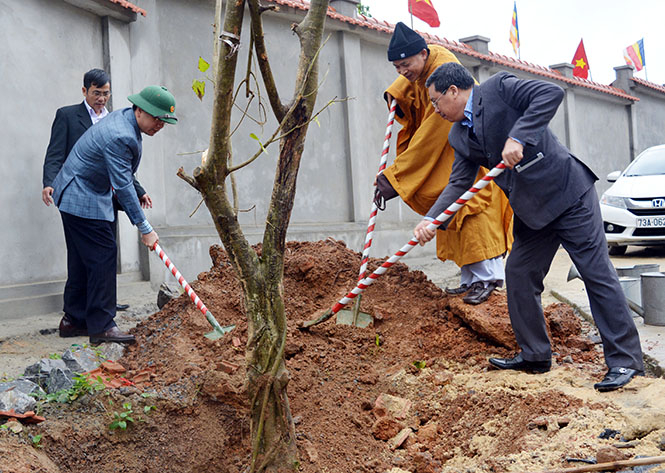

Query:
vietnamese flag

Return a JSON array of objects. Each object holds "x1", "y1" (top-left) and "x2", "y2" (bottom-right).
[
  {"x1": 571, "y1": 39, "x2": 590, "y2": 79},
  {"x1": 408, "y1": 0, "x2": 440, "y2": 28}
]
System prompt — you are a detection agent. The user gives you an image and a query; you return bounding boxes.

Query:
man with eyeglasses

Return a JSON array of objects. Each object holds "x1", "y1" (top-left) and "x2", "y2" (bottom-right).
[
  {"x1": 50, "y1": 85, "x2": 178, "y2": 344},
  {"x1": 375, "y1": 22, "x2": 513, "y2": 305},
  {"x1": 413, "y1": 62, "x2": 643, "y2": 391}
]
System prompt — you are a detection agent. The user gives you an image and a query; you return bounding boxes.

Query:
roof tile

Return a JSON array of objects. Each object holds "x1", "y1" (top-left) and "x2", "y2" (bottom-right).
[
  {"x1": 631, "y1": 77, "x2": 665, "y2": 94},
  {"x1": 106, "y1": 0, "x2": 146, "y2": 17},
  {"x1": 271, "y1": 0, "x2": 643, "y2": 101}
]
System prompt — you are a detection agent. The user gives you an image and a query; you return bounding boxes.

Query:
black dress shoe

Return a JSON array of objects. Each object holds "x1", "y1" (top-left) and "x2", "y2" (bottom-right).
[
  {"x1": 445, "y1": 283, "x2": 470, "y2": 295},
  {"x1": 464, "y1": 281, "x2": 500, "y2": 305},
  {"x1": 116, "y1": 303, "x2": 130, "y2": 311},
  {"x1": 89, "y1": 326, "x2": 136, "y2": 344},
  {"x1": 489, "y1": 353, "x2": 551, "y2": 373},
  {"x1": 460, "y1": 281, "x2": 485, "y2": 304},
  {"x1": 59, "y1": 314, "x2": 88, "y2": 338},
  {"x1": 594, "y1": 367, "x2": 641, "y2": 392}
]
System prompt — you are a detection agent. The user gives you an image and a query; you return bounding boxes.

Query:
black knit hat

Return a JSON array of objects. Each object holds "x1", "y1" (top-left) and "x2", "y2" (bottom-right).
[{"x1": 387, "y1": 22, "x2": 427, "y2": 61}]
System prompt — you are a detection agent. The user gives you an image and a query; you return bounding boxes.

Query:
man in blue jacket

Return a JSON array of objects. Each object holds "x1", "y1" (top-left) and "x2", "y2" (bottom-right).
[
  {"x1": 413, "y1": 62, "x2": 643, "y2": 392},
  {"x1": 52, "y1": 85, "x2": 177, "y2": 344},
  {"x1": 43, "y1": 69, "x2": 150, "y2": 315}
]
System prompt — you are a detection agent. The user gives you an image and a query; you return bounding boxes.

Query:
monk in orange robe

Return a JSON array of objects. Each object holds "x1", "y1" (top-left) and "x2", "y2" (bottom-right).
[{"x1": 375, "y1": 22, "x2": 513, "y2": 304}]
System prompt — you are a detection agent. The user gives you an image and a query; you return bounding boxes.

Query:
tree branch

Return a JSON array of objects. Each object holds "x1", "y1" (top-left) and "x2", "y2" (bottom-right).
[
  {"x1": 176, "y1": 167, "x2": 200, "y2": 191},
  {"x1": 247, "y1": 0, "x2": 287, "y2": 122},
  {"x1": 260, "y1": 0, "x2": 330, "y2": 278}
]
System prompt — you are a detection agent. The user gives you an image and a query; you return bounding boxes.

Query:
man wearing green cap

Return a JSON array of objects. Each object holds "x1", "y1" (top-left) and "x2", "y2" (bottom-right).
[{"x1": 51, "y1": 85, "x2": 177, "y2": 344}]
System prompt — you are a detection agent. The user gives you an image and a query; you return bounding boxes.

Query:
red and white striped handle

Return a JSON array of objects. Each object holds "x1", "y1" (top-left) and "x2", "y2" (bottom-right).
[
  {"x1": 153, "y1": 243, "x2": 209, "y2": 317},
  {"x1": 333, "y1": 161, "x2": 507, "y2": 315},
  {"x1": 358, "y1": 99, "x2": 397, "y2": 281}
]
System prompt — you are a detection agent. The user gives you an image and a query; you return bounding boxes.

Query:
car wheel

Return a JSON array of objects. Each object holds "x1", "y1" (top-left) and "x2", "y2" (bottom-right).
[{"x1": 608, "y1": 245, "x2": 627, "y2": 256}]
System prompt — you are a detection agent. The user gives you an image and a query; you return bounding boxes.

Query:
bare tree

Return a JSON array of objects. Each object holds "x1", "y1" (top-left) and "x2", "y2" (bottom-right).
[{"x1": 178, "y1": 0, "x2": 331, "y2": 470}]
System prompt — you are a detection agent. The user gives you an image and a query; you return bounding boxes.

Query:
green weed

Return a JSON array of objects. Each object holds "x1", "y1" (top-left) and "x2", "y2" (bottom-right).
[
  {"x1": 45, "y1": 374, "x2": 106, "y2": 404},
  {"x1": 109, "y1": 403, "x2": 135, "y2": 431},
  {"x1": 31, "y1": 434, "x2": 43, "y2": 448}
]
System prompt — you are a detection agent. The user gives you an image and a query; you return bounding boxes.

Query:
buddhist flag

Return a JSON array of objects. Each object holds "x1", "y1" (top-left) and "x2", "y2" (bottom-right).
[
  {"x1": 571, "y1": 39, "x2": 590, "y2": 79},
  {"x1": 624, "y1": 39, "x2": 645, "y2": 71},
  {"x1": 408, "y1": 0, "x2": 440, "y2": 28},
  {"x1": 509, "y1": 1, "x2": 520, "y2": 57}
]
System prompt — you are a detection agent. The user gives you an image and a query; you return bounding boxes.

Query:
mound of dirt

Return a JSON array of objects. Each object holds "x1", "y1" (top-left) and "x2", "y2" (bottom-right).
[{"x1": 2, "y1": 240, "x2": 664, "y2": 473}]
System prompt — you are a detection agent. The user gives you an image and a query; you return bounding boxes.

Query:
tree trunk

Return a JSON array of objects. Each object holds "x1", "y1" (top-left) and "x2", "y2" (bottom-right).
[{"x1": 180, "y1": 0, "x2": 330, "y2": 471}]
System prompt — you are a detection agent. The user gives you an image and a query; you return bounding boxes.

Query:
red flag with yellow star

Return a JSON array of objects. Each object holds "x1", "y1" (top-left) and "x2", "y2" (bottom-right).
[
  {"x1": 408, "y1": 0, "x2": 440, "y2": 28},
  {"x1": 571, "y1": 39, "x2": 590, "y2": 79}
]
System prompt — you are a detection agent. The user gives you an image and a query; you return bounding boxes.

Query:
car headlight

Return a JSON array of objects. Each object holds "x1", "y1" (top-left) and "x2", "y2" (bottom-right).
[{"x1": 600, "y1": 194, "x2": 627, "y2": 209}]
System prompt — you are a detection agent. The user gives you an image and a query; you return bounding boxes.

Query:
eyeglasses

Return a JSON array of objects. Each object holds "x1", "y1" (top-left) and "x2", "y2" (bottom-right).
[
  {"x1": 430, "y1": 86, "x2": 450, "y2": 110},
  {"x1": 91, "y1": 91, "x2": 111, "y2": 98}
]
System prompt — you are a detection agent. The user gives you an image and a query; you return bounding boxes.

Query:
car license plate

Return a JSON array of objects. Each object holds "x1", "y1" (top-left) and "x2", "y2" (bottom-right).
[{"x1": 636, "y1": 217, "x2": 665, "y2": 227}]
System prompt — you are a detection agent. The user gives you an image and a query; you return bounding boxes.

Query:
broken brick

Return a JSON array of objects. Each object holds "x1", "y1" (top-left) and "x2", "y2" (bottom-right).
[{"x1": 101, "y1": 361, "x2": 126, "y2": 374}]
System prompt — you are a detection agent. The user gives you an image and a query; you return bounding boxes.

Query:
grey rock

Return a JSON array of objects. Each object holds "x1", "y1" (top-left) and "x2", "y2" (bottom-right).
[
  {"x1": 24, "y1": 358, "x2": 69, "y2": 387},
  {"x1": 0, "y1": 388, "x2": 36, "y2": 413},
  {"x1": 0, "y1": 379, "x2": 45, "y2": 398},
  {"x1": 63, "y1": 347, "x2": 100, "y2": 373},
  {"x1": 98, "y1": 343, "x2": 126, "y2": 363},
  {"x1": 157, "y1": 283, "x2": 180, "y2": 309},
  {"x1": 46, "y1": 367, "x2": 75, "y2": 394}
]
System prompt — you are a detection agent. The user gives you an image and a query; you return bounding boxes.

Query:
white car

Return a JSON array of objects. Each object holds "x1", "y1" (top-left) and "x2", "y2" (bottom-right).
[{"x1": 600, "y1": 145, "x2": 665, "y2": 255}]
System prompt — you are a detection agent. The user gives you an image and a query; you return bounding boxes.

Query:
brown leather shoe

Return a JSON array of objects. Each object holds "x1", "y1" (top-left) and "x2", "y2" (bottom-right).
[
  {"x1": 59, "y1": 314, "x2": 88, "y2": 338},
  {"x1": 464, "y1": 281, "x2": 499, "y2": 305},
  {"x1": 89, "y1": 326, "x2": 136, "y2": 344}
]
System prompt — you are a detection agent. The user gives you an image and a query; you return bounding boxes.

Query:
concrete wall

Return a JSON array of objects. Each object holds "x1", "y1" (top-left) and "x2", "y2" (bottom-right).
[
  {"x1": 2, "y1": 0, "x2": 665, "y2": 318},
  {"x1": 568, "y1": 91, "x2": 631, "y2": 196}
]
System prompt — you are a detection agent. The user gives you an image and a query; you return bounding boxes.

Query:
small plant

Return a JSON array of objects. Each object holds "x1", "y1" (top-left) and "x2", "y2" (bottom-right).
[
  {"x1": 31, "y1": 434, "x2": 43, "y2": 448},
  {"x1": 413, "y1": 360, "x2": 427, "y2": 370},
  {"x1": 357, "y1": 1, "x2": 372, "y2": 17},
  {"x1": 45, "y1": 374, "x2": 106, "y2": 404},
  {"x1": 143, "y1": 405, "x2": 156, "y2": 414},
  {"x1": 48, "y1": 352, "x2": 62, "y2": 360},
  {"x1": 109, "y1": 403, "x2": 135, "y2": 431}
]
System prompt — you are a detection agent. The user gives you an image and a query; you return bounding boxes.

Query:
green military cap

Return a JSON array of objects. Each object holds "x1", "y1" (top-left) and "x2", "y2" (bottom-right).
[{"x1": 128, "y1": 85, "x2": 177, "y2": 124}]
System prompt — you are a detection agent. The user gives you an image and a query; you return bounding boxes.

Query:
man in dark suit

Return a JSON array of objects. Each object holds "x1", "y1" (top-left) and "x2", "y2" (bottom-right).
[
  {"x1": 413, "y1": 62, "x2": 643, "y2": 392},
  {"x1": 43, "y1": 69, "x2": 149, "y2": 328},
  {"x1": 51, "y1": 85, "x2": 177, "y2": 344}
]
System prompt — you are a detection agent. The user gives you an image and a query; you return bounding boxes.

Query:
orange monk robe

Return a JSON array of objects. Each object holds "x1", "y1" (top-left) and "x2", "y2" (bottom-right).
[{"x1": 383, "y1": 45, "x2": 513, "y2": 267}]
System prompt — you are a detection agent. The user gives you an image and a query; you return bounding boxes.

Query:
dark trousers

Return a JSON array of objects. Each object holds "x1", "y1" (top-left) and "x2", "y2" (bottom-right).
[
  {"x1": 60, "y1": 211, "x2": 117, "y2": 335},
  {"x1": 505, "y1": 187, "x2": 644, "y2": 371}
]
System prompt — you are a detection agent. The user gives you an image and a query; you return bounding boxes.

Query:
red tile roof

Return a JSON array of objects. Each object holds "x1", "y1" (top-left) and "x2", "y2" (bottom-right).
[
  {"x1": 631, "y1": 77, "x2": 665, "y2": 94},
  {"x1": 106, "y1": 0, "x2": 146, "y2": 17},
  {"x1": 272, "y1": 0, "x2": 642, "y2": 101}
]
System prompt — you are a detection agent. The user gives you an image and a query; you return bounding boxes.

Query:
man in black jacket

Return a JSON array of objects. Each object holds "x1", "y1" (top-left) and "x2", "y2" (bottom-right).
[
  {"x1": 413, "y1": 62, "x2": 643, "y2": 392},
  {"x1": 43, "y1": 69, "x2": 150, "y2": 208}
]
